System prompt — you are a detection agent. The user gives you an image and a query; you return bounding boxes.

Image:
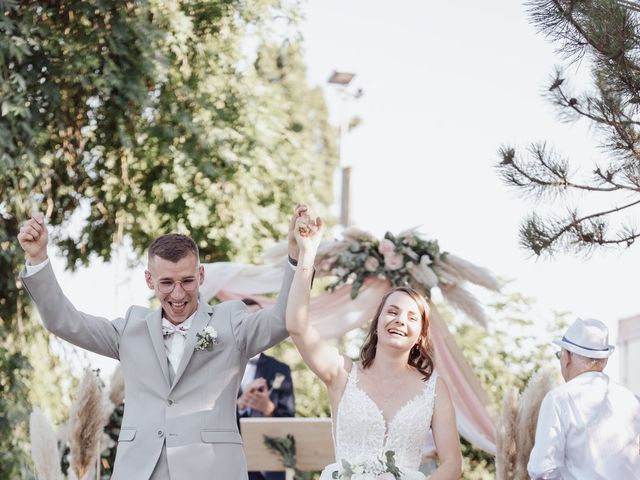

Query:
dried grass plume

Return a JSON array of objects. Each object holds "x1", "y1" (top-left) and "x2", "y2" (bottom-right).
[
  {"x1": 68, "y1": 370, "x2": 108, "y2": 480},
  {"x1": 496, "y1": 387, "x2": 519, "y2": 480},
  {"x1": 29, "y1": 408, "x2": 62, "y2": 480},
  {"x1": 515, "y1": 368, "x2": 557, "y2": 479}
]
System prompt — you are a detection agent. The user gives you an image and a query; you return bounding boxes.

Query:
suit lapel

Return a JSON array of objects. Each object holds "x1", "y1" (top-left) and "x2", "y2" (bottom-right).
[
  {"x1": 145, "y1": 308, "x2": 171, "y2": 387},
  {"x1": 170, "y1": 301, "x2": 213, "y2": 391}
]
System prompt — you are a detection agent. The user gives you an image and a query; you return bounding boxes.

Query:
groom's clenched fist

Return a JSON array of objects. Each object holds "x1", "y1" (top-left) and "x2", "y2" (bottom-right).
[{"x1": 17, "y1": 213, "x2": 49, "y2": 265}]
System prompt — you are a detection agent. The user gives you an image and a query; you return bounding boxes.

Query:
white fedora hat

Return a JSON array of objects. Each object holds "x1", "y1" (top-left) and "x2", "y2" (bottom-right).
[{"x1": 553, "y1": 318, "x2": 615, "y2": 359}]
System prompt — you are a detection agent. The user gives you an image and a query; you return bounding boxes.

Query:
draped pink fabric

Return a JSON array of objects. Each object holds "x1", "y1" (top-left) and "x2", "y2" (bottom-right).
[{"x1": 205, "y1": 264, "x2": 496, "y2": 453}]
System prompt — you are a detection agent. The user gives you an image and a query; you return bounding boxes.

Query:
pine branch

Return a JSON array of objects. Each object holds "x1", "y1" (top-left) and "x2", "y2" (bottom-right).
[
  {"x1": 502, "y1": 0, "x2": 640, "y2": 256},
  {"x1": 520, "y1": 200, "x2": 640, "y2": 255},
  {"x1": 617, "y1": 1, "x2": 640, "y2": 15},
  {"x1": 498, "y1": 144, "x2": 621, "y2": 196},
  {"x1": 594, "y1": 165, "x2": 640, "y2": 190},
  {"x1": 528, "y1": 0, "x2": 640, "y2": 71}
]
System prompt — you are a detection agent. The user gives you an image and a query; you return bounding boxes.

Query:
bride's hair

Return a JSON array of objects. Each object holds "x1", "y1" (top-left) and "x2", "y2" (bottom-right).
[{"x1": 359, "y1": 286, "x2": 435, "y2": 381}]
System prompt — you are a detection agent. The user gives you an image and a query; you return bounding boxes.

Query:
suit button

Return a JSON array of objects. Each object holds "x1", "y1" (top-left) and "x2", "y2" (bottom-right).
[
  {"x1": 167, "y1": 399, "x2": 174, "y2": 406},
  {"x1": 157, "y1": 430, "x2": 164, "y2": 437}
]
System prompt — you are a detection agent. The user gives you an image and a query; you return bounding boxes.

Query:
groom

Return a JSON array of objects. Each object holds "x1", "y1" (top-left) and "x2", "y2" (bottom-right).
[{"x1": 18, "y1": 206, "x2": 312, "y2": 479}]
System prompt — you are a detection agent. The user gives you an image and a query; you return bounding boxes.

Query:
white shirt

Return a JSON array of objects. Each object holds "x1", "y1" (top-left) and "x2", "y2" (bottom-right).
[
  {"x1": 528, "y1": 371, "x2": 640, "y2": 480},
  {"x1": 24, "y1": 259, "x2": 49, "y2": 276},
  {"x1": 162, "y1": 313, "x2": 196, "y2": 374},
  {"x1": 240, "y1": 354, "x2": 260, "y2": 393}
]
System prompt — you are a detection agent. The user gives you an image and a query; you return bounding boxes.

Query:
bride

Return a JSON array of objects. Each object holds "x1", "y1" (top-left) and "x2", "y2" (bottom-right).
[{"x1": 288, "y1": 216, "x2": 461, "y2": 479}]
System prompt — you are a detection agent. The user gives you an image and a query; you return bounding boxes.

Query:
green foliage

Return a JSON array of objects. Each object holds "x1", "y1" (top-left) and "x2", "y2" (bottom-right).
[
  {"x1": 0, "y1": 341, "x2": 33, "y2": 479},
  {"x1": 497, "y1": 0, "x2": 640, "y2": 256},
  {"x1": 324, "y1": 230, "x2": 442, "y2": 300},
  {"x1": 263, "y1": 433, "x2": 313, "y2": 480}
]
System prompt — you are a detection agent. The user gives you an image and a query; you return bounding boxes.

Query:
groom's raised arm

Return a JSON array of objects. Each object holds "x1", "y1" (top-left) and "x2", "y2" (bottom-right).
[
  {"x1": 231, "y1": 205, "x2": 309, "y2": 357},
  {"x1": 18, "y1": 213, "x2": 126, "y2": 359}
]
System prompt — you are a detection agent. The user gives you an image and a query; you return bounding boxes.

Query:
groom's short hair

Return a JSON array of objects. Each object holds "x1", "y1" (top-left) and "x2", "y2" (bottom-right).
[{"x1": 148, "y1": 234, "x2": 199, "y2": 263}]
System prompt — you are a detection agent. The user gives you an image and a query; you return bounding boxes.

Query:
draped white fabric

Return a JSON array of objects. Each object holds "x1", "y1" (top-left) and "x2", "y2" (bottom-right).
[{"x1": 201, "y1": 261, "x2": 496, "y2": 454}]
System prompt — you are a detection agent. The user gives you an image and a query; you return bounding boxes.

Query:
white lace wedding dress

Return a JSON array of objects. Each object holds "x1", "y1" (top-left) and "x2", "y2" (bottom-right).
[{"x1": 320, "y1": 363, "x2": 438, "y2": 480}]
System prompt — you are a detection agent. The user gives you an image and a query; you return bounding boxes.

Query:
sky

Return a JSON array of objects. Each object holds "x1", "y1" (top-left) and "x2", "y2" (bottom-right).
[{"x1": 48, "y1": 1, "x2": 638, "y2": 382}]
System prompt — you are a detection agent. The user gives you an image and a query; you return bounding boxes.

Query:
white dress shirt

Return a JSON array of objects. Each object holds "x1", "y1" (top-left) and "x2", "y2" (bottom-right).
[
  {"x1": 162, "y1": 313, "x2": 196, "y2": 374},
  {"x1": 24, "y1": 258, "x2": 49, "y2": 276},
  {"x1": 528, "y1": 371, "x2": 640, "y2": 479},
  {"x1": 240, "y1": 354, "x2": 260, "y2": 392}
]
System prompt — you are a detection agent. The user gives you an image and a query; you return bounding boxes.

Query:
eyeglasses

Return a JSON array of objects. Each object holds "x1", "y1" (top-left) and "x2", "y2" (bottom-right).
[
  {"x1": 156, "y1": 278, "x2": 198, "y2": 294},
  {"x1": 555, "y1": 351, "x2": 562, "y2": 360}
]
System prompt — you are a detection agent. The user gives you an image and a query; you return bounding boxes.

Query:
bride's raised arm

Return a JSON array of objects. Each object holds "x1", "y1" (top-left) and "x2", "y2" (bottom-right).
[{"x1": 286, "y1": 216, "x2": 344, "y2": 387}]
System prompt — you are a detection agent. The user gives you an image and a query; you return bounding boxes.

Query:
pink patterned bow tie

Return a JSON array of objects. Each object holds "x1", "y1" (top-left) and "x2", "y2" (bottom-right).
[{"x1": 161, "y1": 320, "x2": 189, "y2": 337}]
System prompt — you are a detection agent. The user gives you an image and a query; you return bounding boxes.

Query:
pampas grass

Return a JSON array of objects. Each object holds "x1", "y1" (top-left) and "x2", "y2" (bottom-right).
[
  {"x1": 497, "y1": 369, "x2": 557, "y2": 480},
  {"x1": 438, "y1": 282, "x2": 489, "y2": 327},
  {"x1": 444, "y1": 254, "x2": 501, "y2": 292},
  {"x1": 496, "y1": 387, "x2": 519, "y2": 480},
  {"x1": 68, "y1": 370, "x2": 108, "y2": 480},
  {"x1": 30, "y1": 408, "x2": 62, "y2": 480},
  {"x1": 515, "y1": 368, "x2": 556, "y2": 479}
]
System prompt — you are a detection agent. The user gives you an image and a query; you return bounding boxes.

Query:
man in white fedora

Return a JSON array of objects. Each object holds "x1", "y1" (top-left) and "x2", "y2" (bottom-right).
[{"x1": 528, "y1": 318, "x2": 640, "y2": 479}]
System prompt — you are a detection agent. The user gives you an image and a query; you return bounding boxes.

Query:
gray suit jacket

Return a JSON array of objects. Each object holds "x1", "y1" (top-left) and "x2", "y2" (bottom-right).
[{"x1": 22, "y1": 262, "x2": 294, "y2": 480}]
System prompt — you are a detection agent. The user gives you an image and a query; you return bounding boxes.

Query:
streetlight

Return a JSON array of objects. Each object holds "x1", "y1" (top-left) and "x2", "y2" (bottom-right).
[{"x1": 327, "y1": 71, "x2": 362, "y2": 228}]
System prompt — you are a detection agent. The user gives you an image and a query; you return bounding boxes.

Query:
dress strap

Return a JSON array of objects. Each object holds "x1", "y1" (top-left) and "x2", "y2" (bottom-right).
[
  {"x1": 425, "y1": 371, "x2": 438, "y2": 396},
  {"x1": 347, "y1": 360, "x2": 359, "y2": 385}
]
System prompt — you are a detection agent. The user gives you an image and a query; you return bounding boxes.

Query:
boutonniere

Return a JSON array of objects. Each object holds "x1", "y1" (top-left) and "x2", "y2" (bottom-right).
[
  {"x1": 270, "y1": 373, "x2": 286, "y2": 391},
  {"x1": 195, "y1": 326, "x2": 220, "y2": 351}
]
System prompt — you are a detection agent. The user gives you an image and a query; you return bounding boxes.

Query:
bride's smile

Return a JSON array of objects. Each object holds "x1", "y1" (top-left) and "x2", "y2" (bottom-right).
[{"x1": 377, "y1": 292, "x2": 422, "y2": 349}]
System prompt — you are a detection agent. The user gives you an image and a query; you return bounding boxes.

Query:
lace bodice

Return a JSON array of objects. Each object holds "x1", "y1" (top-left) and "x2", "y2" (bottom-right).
[{"x1": 333, "y1": 363, "x2": 438, "y2": 471}]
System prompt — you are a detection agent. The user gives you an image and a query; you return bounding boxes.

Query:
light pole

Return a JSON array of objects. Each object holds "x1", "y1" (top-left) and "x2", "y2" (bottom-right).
[{"x1": 328, "y1": 71, "x2": 362, "y2": 228}]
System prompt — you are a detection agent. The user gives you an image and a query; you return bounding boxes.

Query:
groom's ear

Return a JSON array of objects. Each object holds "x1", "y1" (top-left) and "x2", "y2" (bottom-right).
[
  {"x1": 198, "y1": 264, "x2": 205, "y2": 285},
  {"x1": 144, "y1": 270, "x2": 155, "y2": 290}
]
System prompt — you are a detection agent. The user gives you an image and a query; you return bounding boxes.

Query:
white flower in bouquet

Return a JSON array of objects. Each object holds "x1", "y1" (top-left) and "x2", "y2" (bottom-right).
[
  {"x1": 378, "y1": 239, "x2": 395, "y2": 255},
  {"x1": 401, "y1": 247, "x2": 419, "y2": 260},
  {"x1": 384, "y1": 252, "x2": 404, "y2": 271},
  {"x1": 376, "y1": 473, "x2": 396, "y2": 480},
  {"x1": 419, "y1": 254, "x2": 432, "y2": 267},
  {"x1": 402, "y1": 471, "x2": 427, "y2": 480},
  {"x1": 335, "y1": 267, "x2": 349, "y2": 277},
  {"x1": 364, "y1": 256, "x2": 380, "y2": 272}
]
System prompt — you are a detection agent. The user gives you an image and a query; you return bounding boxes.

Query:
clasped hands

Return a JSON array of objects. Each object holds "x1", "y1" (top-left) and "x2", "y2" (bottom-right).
[
  {"x1": 290, "y1": 207, "x2": 323, "y2": 267},
  {"x1": 237, "y1": 377, "x2": 275, "y2": 416}
]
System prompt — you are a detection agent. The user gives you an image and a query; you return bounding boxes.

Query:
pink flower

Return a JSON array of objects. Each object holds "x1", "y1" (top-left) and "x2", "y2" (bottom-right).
[
  {"x1": 384, "y1": 252, "x2": 404, "y2": 271},
  {"x1": 364, "y1": 256, "x2": 380, "y2": 272},
  {"x1": 378, "y1": 239, "x2": 395, "y2": 255}
]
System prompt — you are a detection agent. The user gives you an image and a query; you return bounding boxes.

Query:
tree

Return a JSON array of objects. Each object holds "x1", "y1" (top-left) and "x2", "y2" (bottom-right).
[
  {"x1": 0, "y1": 1, "x2": 337, "y2": 476},
  {"x1": 497, "y1": 0, "x2": 640, "y2": 256}
]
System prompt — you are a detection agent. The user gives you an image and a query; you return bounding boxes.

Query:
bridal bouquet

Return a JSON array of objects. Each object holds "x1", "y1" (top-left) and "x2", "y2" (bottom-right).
[{"x1": 333, "y1": 451, "x2": 402, "y2": 480}]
